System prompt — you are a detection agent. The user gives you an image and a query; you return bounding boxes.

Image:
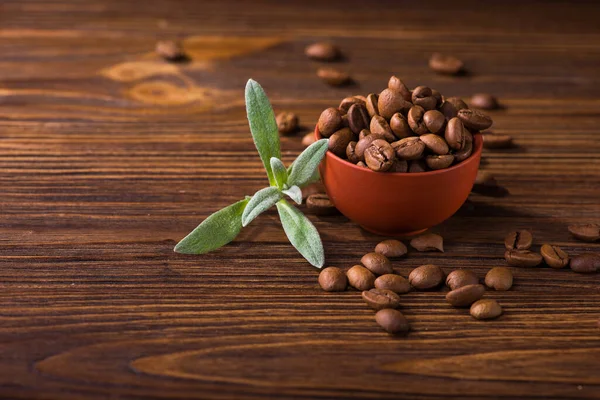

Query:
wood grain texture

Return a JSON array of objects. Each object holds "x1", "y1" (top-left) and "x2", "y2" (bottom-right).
[{"x1": 1, "y1": 0, "x2": 600, "y2": 399}]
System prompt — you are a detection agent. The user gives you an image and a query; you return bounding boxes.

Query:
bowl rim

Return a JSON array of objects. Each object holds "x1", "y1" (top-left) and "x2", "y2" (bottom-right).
[{"x1": 315, "y1": 126, "x2": 483, "y2": 176}]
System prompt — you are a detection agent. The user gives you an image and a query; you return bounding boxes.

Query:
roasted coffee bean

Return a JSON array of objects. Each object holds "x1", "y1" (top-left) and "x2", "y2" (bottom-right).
[
  {"x1": 362, "y1": 288, "x2": 401, "y2": 310},
  {"x1": 305, "y1": 42, "x2": 340, "y2": 61},
  {"x1": 355, "y1": 133, "x2": 386, "y2": 161},
  {"x1": 408, "y1": 106, "x2": 429, "y2": 135},
  {"x1": 317, "y1": 107, "x2": 343, "y2": 138},
  {"x1": 276, "y1": 112, "x2": 299, "y2": 135},
  {"x1": 390, "y1": 113, "x2": 414, "y2": 139},
  {"x1": 453, "y1": 131, "x2": 473, "y2": 162},
  {"x1": 471, "y1": 93, "x2": 499, "y2": 110},
  {"x1": 408, "y1": 160, "x2": 428, "y2": 173},
  {"x1": 318, "y1": 267, "x2": 347, "y2": 292},
  {"x1": 439, "y1": 97, "x2": 468, "y2": 120},
  {"x1": 346, "y1": 141, "x2": 359, "y2": 163},
  {"x1": 356, "y1": 161, "x2": 367, "y2": 168},
  {"x1": 365, "y1": 93, "x2": 379, "y2": 117},
  {"x1": 375, "y1": 308, "x2": 410, "y2": 334},
  {"x1": 420, "y1": 134, "x2": 449, "y2": 155},
  {"x1": 429, "y1": 53, "x2": 464, "y2": 75},
  {"x1": 474, "y1": 170, "x2": 497, "y2": 186},
  {"x1": 446, "y1": 269, "x2": 479, "y2": 290},
  {"x1": 505, "y1": 250, "x2": 543, "y2": 267},
  {"x1": 504, "y1": 230, "x2": 533, "y2": 250},
  {"x1": 301, "y1": 181, "x2": 325, "y2": 200},
  {"x1": 568, "y1": 223, "x2": 600, "y2": 242},
  {"x1": 365, "y1": 139, "x2": 395, "y2": 172},
  {"x1": 341, "y1": 114, "x2": 350, "y2": 128},
  {"x1": 317, "y1": 67, "x2": 350, "y2": 86},
  {"x1": 426, "y1": 154, "x2": 454, "y2": 170},
  {"x1": 306, "y1": 193, "x2": 338, "y2": 215},
  {"x1": 388, "y1": 76, "x2": 412, "y2": 102},
  {"x1": 412, "y1": 86, "x2": 437, "y2": 111},
  {"x1": 375, "y1": 274, "x2": 411, "y2": 294},
  {"x1": 392, "y1": 137, "x2": 425, "y2": 160},
  {"x1": 457, "y1": 109, "x2": 493, "y2": 131},
  {"x1": 570, "y1": 254, "x2": 600, "y2": 273},
  {"x1": 484, "y1": 267, "x2": 513, "y2": 291},
  {"x1": 328, "y1": 128, "x2": 354, "y2": 158},
  {"x1": 410, "y1": 233, "x2": 444, "y2": 252},
  {"x1": 347, "y1": 265, "x2": 376, "y2": 291},
  {"x1": 347, "y1": 104, "x2": 370, "y2": 135},
  {"x1": 375, "y1": 239, "x2": 408, "y2": 258},
  {"x1": 370, "y1": 115, "x2": 396, "y2": 142},
  {"x1": 409, "y1": 264, "x2": 445, "y2": 290},
  {"x1": 431, "y1": 89, "x2": 443, "y2": 107},
  {"x1": 423, "y1": 110, "x2": 446, "y2": 134},
  {"x1": 539, "y1": 244, "x2": 569, "y2": 269},
  {"x1": 378, "y1": 88, "x2": 412, "y2": 120},
  {"x1": 302, "y1": 132, "x2": 316, "y2": 147},
  {"x1": 339, "y1": 96, "x2": 366, "y2": 114},
  {"x1": 445, "y1": 118, "x2": 468, "y2": 150},
  {"x1": 358, "y1": 129, "x2": 370, "y2": 140},
  {"x1": 482, "y1": 132, "x2": 513, "y2": 149},
  {"x1": 389, "y1": 159, "x2": 409, "y2": 172},
  {"x1": 470, "y1": 299, "x2": 503, "y2": 320},
  {"x1": 361, "y1": 252, "x2": 394, "y2": 275},
  {"x1": 156, "y1": 40, "x2": 186, "y2": 61},
  {"x1": 446, "y1": 284, "x2": 486, "y2": 307}
]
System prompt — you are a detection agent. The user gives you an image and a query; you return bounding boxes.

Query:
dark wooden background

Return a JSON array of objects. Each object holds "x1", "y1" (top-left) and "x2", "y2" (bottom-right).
[{"x1": 1, "y1": 0, "x2": 600, "y2": 399}]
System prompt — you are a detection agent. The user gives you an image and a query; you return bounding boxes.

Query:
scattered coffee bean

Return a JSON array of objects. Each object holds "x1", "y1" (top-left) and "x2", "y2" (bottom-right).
[
  {"x1": 470, "y1": 299, "x2": 503, "y2": 320},
  {"x1": 302, "y1": 132, "x2": 316, "y2": 147},
  {"x1": 276, "y1": 112, "x2": 299, "y2": 135},
  {"x1": 426, "y1": 154, "x2": 454, "y2": 170},
  {"x1": 457, "y1": 109, "x2": 493, "y2": 131},
  {"x1": 346, "y1": 265, "x2": 376, "y2": 291},
  {"x1": 409, "y1": 264, "x2": 445, "y2": 290},
  {"x1": 446, "y1": 284, "x2": 486, "y2": 307},
  {"x1": 339, "y1": 96, "x2": 366, "y2": 114},
  {"x1": 317, "y1": 107, "x2": 343, "y2": 138},
  {"x1": 412, "y1": 86, "x2": 437, "y2": 111},
  {"x1": 420, "y1": 134, "x2": 449, "y2": 155},
  {"x1": 471, "y1": 93, "x2": 499, "y2": 110},
  {"x1": 328, "y1": 127, "x2": 354, "y2": 158},
  {"x1": 568, "y1": 223, "x2": 600, "y2": 242},
  {"x1": 305, "y1": 42, "x2": 340, "y2": 61},
  {"x1": 482, "y1": 132, "x2": 513, "y2": 149},
  {"x1": 390, "y1": 113, "x2": 413, "y2": 139},
  {"x1": 389, "y1": 159, "x2": 409, "y2": 172},
  {"x1": 440, "y1": 97, "x2": 468, "y2": 120},
  {"x1": 570, "y1": 254, "x2": 600, "y2": 273},
  {"x1": 504, "y1": 230, "x2": 533, "y2": 250},
  {"x1": 474, "y1": 170, "x2": 497, "y2": 186},
  {"x1": 423, "y1": 110, "x2": 446, "y2": 134},
  {"x1": 361, "y1": 252, "x2": 394, "y2": 275},
  {"x1": 375, "y1": 274, "x2": 411, "y2": 294},
  {"x1": 446, "y1": 269, "x2": 479, "y2": 290},
  {"x1": 540, "y1": 244, "x2": 569, "y2": 269},
  {"x1": 365, "y1": 139, "x2": 396, "y2": 172},
  {"x1": 346, "y1": 141, "x2": 360, "y2": 163},
  {"x1": 484, "y1": 267, "x2": 513, "y2": 291},
  {"x1": 362, "y1": 288, "x2": 401, "y2": 310},
  {"x1": 318, "y1": 267, "x2": 347, "y2": 292},
  {"x1": 365, "y1": 93, "x2": 379, "y2": 117},
  {"x1": 392, "y1": 137, "x2": 426, "y2": 161},
  {"x1": 301, "y1": 181, "x2": 325, "y2": 200},
  {"x1": 429, "y1": 53, "x2": 464, "y2": 75},
  {"x1": 306, "y1": 193, "x2": 338, "y2": 215},
  {"x1": 347, "y1": 104, "x2": 370, "y2": 135},
  {"x1": 408, "y1": 105, "x2": 429, "y2": 135},
  {"x1": 378, "y1": 88, "x2": 412, "y2": 119},
  {"x1": 375, "y1": 308, "x2": 410, "y2": 334},
  {"x1": 387, "y1": 76, "x2": 412, "y2": 102},
  {"x1": 375, "y1": 239, "x2": 408, "y2": 258},
  {"x1": 410, "y1": 233, "x2": 444, "y2": 252},
  {"x1": 370, "y1": 115, "x2": 396, "y2": 142},
  {"x1": 156, "y1": 40, "x2": 186, "y2": 61},
  {"x1": 408, "y1": 160, "x2": 428, "y2": 173},
  {"x1": 317, "y1": 67, "x2": 351, "y2": 86},
  {"x1": 505, "y1": 249, "x2": 543, "y2": 267}
]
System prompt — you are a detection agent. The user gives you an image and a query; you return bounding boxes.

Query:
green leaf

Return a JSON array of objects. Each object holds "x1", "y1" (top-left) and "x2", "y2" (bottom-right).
[
  {"x1": 270, "y1": 157, "x2": 288, "y2": 189},
  {"x1": 287, "y1": 139, "x2": 328, "y2": 188},
  {"x1": 174, "y1": 198, "x2": 249, "y2": 254},
  {"x1": 241, "y1": 186, "x2": 282, "y2": 227},
  {"x1": 245, "y1": 79, "x2": 281, "y2": 185},
  {"x1": 276, "y1": 199, "x2": 325, "y2": 268},
  {"x1": 282, "y1": 185, "x2": 302, "y2": 205}
]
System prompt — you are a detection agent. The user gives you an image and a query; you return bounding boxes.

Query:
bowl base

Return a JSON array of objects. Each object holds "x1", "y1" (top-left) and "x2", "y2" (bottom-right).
[{"x1": 359, "y1": 226, "x2": 427, "y2": 238}]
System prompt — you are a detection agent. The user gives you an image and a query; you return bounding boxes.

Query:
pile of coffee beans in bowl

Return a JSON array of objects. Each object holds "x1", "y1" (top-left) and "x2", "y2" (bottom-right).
[{"x1": 317, "y1": 76, "x2": 493, "y2": 172}]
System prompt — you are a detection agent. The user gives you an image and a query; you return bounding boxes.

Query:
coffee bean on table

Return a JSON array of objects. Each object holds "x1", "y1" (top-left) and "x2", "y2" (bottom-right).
[
  {"x1": 569, "y1": 254, "x2": 600, "y2": 273},
  {"x1": 568, "y1": 223, "x2": 600, "y2": 242},
  {"x1": 375, "y1": 274, "x2": 411, "y2": 294},
  {"x1": 540, "y1": 244, "x2": 569, "y2": 269},
  {"x1": 408, "y1": 106, "x2": 429, "y2": 135},
  {"x1": 408, "y1": 160, "x2": 428, "y2": 173},
  {"x1": 412, "y1": 86, "x2": 437, "y2": 111},
  {"x1": 410, "y1": 233, "x2": 444, "y2": 252},
  {"x1": 446, "y1": 284, "x2": 486, "y2": 307},
  {"x1": 470, "y1": 299, "x2": 503, "y2": 320},
  {"x1": 375, "y1": 308, "x2": 410, "y2": 334},
  {"x1": 370, "y1": 115, "x2": 396, "y2": 142},
  {"x1": 302, "y1": 132, "x2": 316, "y2": 147},
  {"x1": 505, "y1": 250, "x2": 543, "y2": 267},
  {"x1": 387, "y1": 76, "x2": 412, "y2": 102},
  {"x1": 423, "y1": 110, "x2": 446, "y2": 134},
  {"x1": 346, "y1": 141, "x2": 359, "y2": 163},
  {"x1": 318, "y1": 267, "x2": 347, "y2": 292},
  {"x1": 409, "y1": 264, "x2": 445, "y2": 290},
  {"x1": 339, "y1": 96, "x2": 366, "y2": 114},
  {"x1": 365, "y1": 139, "x2": 396, "y2": 172},
  {"x1": 444, "y1": 118, "x2": 468, "y2": 150},
  {"x1": 306, "y1": 193, "x2": 338, "y2": 215},
  {"x1": 366, "y1": 93, "x2": 379, "y2": 117},
  {"x1": 390, "y1": 113, "x2": 414, "y2": 139},
  {"x1": 482, "y1": 132, "x2": 513, "y2": 149},
  {"x1": 392, "y1": 137, "x2": 425, "y2": 160},
  {"x1": 420, "y1": 134, "x2": 449, "y2": 155},
  {"x1": 328, "y1": 127, "x2": 354, "y2": 158},
  {"x1": 375, "y1": 239, "x2": 408, "y2": 258},
  {"x1": 317, "y1": 107, "x2": 343, "y2": 138},
  {"x1": 361, "y1": 252, "x2": 394, "y2": 275},
  {"x1": 156, "y1": 40, "x2": 186, "y2": 61},
  {"x1": 426, "y1": 154, "x2": 454, "y2": 170},
  {"x1": 317, "y1": 67, "x2": 351, "y2": 86},
  {"x1": 474, "y1": 170, "x2": 497, "y2": 186},
  {"x1": 504, "y1": 230, "x2": 533, "y2": 250},
  {"x1": 429, "y1": 53, "x2": 464, "y2": 75},
  {"x1": 471, "y1": 93, "x2": 499, "y2": 110},
  {"x1": 362, "y1": 288, "x2": 401, "y2": 310},
  {"x1": 305, "y1": 42, "x2": 340, "y2": 61},
  {"x1": 346, "y1": 265, "x2": 376, "y2": 291},
  {"x1": 301, "y1": 181, "x2": 325, "y2": 200},
  {"x1": 347, "y1": 104, "x2": 370, "y2": 135},
  {"x1": 484, "y1": 267, "x2": 513, "y2": 291},
  {"x1": 446, "y1": 269, "x2": 479, "y2": 290},
  {"x1": 457, "y1": 109, "x2": 493, "y2": 131},
  {"x1": 276, "y1": 112, "x2": 299, "y2": 135},
  {"x1": 389, "y1": 159, "x2": 409, "y2": 172},
  {"x1": 378, "y1": 88, "x2": 412, "y2": 119},
  {"x1": 440, "y1": 97, "x2": 468, "y2": 120}
]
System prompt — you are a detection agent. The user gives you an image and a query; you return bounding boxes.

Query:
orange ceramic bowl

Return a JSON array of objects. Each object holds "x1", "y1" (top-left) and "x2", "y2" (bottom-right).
[{"x1": 316, "y1": 128, "x2": 482, "y2": 236}]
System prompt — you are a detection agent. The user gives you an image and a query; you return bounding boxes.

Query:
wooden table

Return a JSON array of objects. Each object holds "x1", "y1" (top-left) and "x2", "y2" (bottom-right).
[{"x1": 1, "y1": 1, "x2": 599, "y2": 398}]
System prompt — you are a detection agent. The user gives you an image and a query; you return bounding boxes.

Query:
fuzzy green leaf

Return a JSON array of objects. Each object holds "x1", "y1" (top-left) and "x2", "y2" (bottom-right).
[
  {"x1": 282, "y1": 185, "x2": 302, "y2": 205},
  {"x1": 270, "y1": 157, "x2": 288, "y2": 189},
  {"x1": 276, "y1": 199, "x2": 325, "y2": 268},
  {"x1": 174, "y1": 198, "x2": 249, "y2": 254},
  {"x1": 287, "y1": 139, "x2": 328, "y2": 188},
  {"x1": 241, "y1": 186, "x2": 282, "y2": 227},
  {"x1": 245, "y1": 79, "x2": 281, "y2": 185}
]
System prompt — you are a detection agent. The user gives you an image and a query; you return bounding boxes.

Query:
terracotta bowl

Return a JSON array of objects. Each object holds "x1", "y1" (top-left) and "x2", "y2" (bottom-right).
[{"x1": 316, "y1": 128, "x2": 482, "y2": 236}]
